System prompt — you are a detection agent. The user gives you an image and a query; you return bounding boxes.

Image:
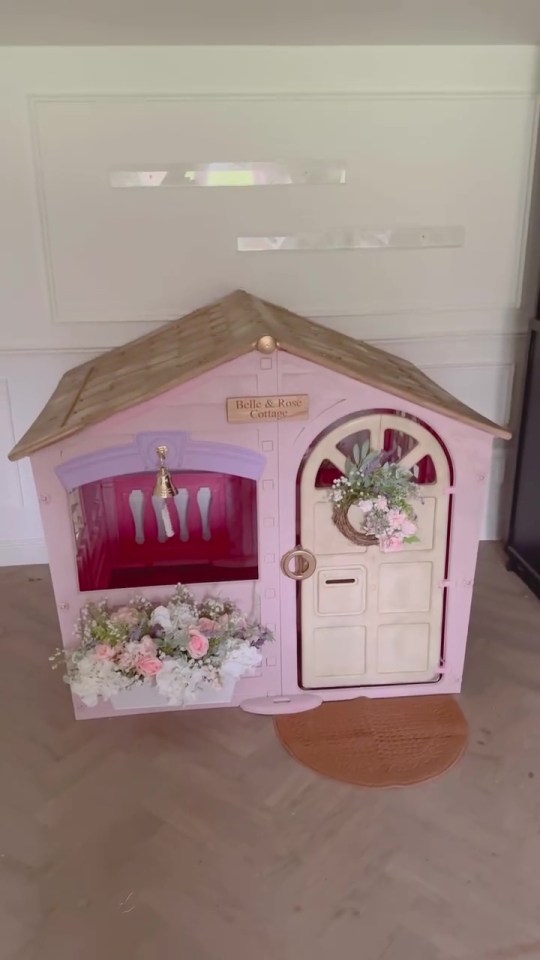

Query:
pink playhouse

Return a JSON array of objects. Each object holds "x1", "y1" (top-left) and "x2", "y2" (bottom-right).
[{"x1": 9, "y1": 291, "x2": 510, "y2": 719}]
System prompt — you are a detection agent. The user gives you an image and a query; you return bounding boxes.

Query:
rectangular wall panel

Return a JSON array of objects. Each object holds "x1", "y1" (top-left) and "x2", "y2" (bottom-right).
[{"x1": 31, "y1": 95, "x2": 536, "y2": 323}]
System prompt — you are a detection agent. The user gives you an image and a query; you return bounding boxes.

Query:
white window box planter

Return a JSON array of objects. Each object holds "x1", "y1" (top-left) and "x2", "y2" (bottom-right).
[{"x1": 110, "y1": 674, "x2": 237, "y2": 711}]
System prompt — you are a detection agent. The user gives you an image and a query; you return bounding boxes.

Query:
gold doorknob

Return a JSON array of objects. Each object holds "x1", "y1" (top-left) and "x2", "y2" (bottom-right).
[{"x1": 280, "y1": 547, "x2": 317, "y2": 581}]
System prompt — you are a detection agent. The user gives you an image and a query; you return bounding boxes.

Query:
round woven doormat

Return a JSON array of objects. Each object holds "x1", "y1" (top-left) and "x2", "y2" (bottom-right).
[{"x1": 274, "y1": 695, "x2": 468, "y2": 787}]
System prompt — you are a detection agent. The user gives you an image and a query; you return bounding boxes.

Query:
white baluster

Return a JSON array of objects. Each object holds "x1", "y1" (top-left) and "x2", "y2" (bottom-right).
[
  {"x1": 128, "y1": 490, "x2": 145, "y2": 544},
  {"x1": 174, "y1": 489, "x2": 190, "y2": 542},
  {"x1": 197, "y1": 487, "x2": 212, "y2": 541}
]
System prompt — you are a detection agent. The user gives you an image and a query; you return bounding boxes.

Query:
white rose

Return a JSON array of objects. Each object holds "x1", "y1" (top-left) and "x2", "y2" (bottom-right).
[
  {"x1": 221, "y1": 644, "x2": 263, "y2": 679},
  {"x1": 150, "y1": 605, "x2": 172, "y2": 632},
  {"x1": 358, "y1": 499, "x2": 374, "y2": 514}
]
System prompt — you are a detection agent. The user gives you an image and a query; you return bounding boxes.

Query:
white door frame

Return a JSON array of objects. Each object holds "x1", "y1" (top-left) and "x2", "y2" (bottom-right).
[{"x1": 298, "y1": 412, "x2": 452, "y2": 689}]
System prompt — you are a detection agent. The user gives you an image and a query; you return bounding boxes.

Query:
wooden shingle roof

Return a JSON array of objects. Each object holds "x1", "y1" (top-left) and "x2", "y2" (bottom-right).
[{"x1": 9, "y1": 290, "x2": 510, "y2": 461}]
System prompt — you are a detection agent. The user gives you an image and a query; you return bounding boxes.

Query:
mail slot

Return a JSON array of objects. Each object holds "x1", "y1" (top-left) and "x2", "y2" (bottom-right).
[{"x1": 316, "y1": 566, "x2": 367, "y2": 615}]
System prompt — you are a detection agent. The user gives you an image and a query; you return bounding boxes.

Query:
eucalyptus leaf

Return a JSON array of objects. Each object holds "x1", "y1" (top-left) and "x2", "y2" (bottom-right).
[
  {"x1": 361, "y1": 440, "x2": 370, "y2": 461},
  {"x1": 353, "y1": 443, "x2": 360, "y2": 464}
]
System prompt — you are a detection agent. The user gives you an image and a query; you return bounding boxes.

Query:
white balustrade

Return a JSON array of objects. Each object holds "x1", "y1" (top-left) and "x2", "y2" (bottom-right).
[{"x1": 129, "y1": 484, "x2": 214, "y2": 544}]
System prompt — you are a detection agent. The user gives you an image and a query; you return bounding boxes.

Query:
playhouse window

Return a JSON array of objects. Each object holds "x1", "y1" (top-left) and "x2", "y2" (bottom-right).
[
  {"x1": 312, "y1": 420, "x2": 437, "y2": 487},
  {"x1": 315, "y1": 459, "x2": 344, "y2": 488},
  {"x1": 71, "y1": 470, "x2": 259, "y2": 592}
]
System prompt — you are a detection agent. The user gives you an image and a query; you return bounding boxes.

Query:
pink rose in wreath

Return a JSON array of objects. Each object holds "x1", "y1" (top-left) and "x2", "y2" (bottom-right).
[
  {"x1": 137, "y1": 655, "x2": 163, "y2": 677},
  {"x1": 388, "y1": 509, "x2": 407, "y2": 528},
  {"x1": 187, "y1": 629, "x2": 209, "y2": 659},
  {"x1": 401, "y1": 519, "x2": 417, "y2": 537},
  {"x1": 381, "y1": 535, "x2": 404, "y2": 553},
  {"x1": 197, "y1": 617, "x2": 218, "y2": 635}
]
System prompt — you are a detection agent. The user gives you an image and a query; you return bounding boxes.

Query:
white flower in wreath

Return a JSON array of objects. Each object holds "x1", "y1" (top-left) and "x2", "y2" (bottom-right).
[{"x1": 358, "y1": 499, "x2": 374, "y2": 514}]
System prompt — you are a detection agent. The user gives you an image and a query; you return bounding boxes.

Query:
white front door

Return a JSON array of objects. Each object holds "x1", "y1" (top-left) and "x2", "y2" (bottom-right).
[{"x1": 298, "y1": 412, "x2": 451, "y2": 688}]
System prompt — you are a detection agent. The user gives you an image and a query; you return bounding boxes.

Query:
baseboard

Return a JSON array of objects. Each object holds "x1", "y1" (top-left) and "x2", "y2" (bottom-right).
[{"x1": 0, "y1": 539, "x2": 49, "y2": 566}]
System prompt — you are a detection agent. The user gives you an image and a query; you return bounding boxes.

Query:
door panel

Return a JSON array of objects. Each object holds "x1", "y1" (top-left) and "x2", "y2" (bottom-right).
[
  {"x1": 313, "y1": 625, "x2": 367, "y2": 680},
  {"x1": 300, "y1": 412, "x2": 451, "y2": 688},
  {"x1": 376, "y1": 623, "x2": 431, "y2": 673}
]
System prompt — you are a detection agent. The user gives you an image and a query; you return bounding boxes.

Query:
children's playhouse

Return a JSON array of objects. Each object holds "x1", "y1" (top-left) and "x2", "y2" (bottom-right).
[{"x1": 9, "y1": 290, "x2": 510, "y2": 719}]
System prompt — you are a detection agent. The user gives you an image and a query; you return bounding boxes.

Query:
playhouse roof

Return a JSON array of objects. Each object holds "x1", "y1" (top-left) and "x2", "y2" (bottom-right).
[{"x1": 9, "y1": 290, "x2": 510, "y2": 460}]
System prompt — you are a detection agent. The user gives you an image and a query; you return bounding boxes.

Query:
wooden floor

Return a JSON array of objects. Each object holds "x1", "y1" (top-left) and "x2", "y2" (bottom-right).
[{"x1": 2, "y1": 543, "x2": 540, "y2": 960}]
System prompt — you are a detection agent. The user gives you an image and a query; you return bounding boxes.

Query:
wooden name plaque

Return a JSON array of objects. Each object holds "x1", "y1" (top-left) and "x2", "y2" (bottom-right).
[{"x1": 227, "y1": 394, "x2": 309, "y2": 423}]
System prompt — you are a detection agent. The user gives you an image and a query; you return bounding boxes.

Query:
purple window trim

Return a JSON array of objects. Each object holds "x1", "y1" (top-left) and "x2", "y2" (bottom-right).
[{"x1": 56, "y1": 431, "x2": 266, "y2": 490}]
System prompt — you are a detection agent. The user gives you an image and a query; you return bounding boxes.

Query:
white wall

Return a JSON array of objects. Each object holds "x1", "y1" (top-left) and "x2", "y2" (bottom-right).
[{"x1": 1, "y1": 46, "x2": 539, "y2": 564}]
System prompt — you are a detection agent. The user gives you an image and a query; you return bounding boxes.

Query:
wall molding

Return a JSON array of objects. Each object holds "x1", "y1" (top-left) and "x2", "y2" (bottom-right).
[
  {"x1": 0, "y1": 378, "x2": 24, "y2": 508},
  {"x1": 29, "y1": 92, "x2": 539, "y2": 105},
  {"x1": 5, "y1": 45, "x2": 539, "y2": 95},
  {"x1": 0, "y1": 539, "x2": 48, "y2": 566},
  {"x1": 0, "y1": 329, "x2": 526, "y2": 360},
  {"x1": 512, "y1": 95, "x2": 540, "y2": 309}
]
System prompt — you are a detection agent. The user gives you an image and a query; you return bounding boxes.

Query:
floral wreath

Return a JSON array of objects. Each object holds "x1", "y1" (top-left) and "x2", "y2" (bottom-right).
[{"x1": 328, "y1": 442, "x2": 420, "y2": 551}]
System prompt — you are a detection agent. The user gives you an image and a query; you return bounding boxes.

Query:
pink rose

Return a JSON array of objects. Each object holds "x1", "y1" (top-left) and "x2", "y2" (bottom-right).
[
  {"x1": 139, "y1": 635, "x2": 157, "y2": 656},
  {"x1": 137, "y1": 656, "x2": 162, "y2": 677},
  {"x1": 376, "y1": 496, "x2": 388, "y2": 511},
  {"x1": 187, "y1": 629, "x2": 209, "y2": 659},
  {"x1": 95, "y1": 644, "x2": 114, "y2": 660},
  {"x1": 388, "y1": 510, "x2": 407, "y2": 528},
  {"x1": 197, "y1": 617, "x2": 218, "y2": 635},
  {"x1": 402, "y1": 519, "x2": 417, "y2": 537},
  {"x1": 381, "y1": 535, "x2": 404, "y2": 553}
]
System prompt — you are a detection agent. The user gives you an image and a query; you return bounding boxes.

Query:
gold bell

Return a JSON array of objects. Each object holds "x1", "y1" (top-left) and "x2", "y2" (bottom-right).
[{"x1": 153, "y1": 445, "x2": 178, "y2": 499}]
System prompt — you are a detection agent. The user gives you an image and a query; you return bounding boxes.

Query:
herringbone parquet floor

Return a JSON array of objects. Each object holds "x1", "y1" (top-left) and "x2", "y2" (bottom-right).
[{"x1": 1, "y1": 544, "x2": 540, "y2": 960}]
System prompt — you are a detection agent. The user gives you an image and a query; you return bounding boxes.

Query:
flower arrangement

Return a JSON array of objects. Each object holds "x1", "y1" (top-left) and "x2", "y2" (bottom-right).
[
  {"x1": 329, "y1": 442, "x2": 420, "y2": 551},
  {"x1": 51, "y1": 585, "x2": 272, "y2": 708}
]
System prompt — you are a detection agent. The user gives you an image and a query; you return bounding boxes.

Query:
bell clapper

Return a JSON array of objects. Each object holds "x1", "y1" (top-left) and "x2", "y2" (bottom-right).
[{"x1": 160, "y1": 502, "x2": 174, "y2": 539}]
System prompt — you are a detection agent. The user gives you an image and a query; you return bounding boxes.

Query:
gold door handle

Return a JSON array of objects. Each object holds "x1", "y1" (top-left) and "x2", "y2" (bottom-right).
[{"x1": 281, "y1": 546, "x2": 317, "y2": 581}]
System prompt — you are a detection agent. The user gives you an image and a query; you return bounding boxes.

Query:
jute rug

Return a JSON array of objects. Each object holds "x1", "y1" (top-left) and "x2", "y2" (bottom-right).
[{"x1": 274, "y1": 695, "x2": 468, "y2": 787}]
